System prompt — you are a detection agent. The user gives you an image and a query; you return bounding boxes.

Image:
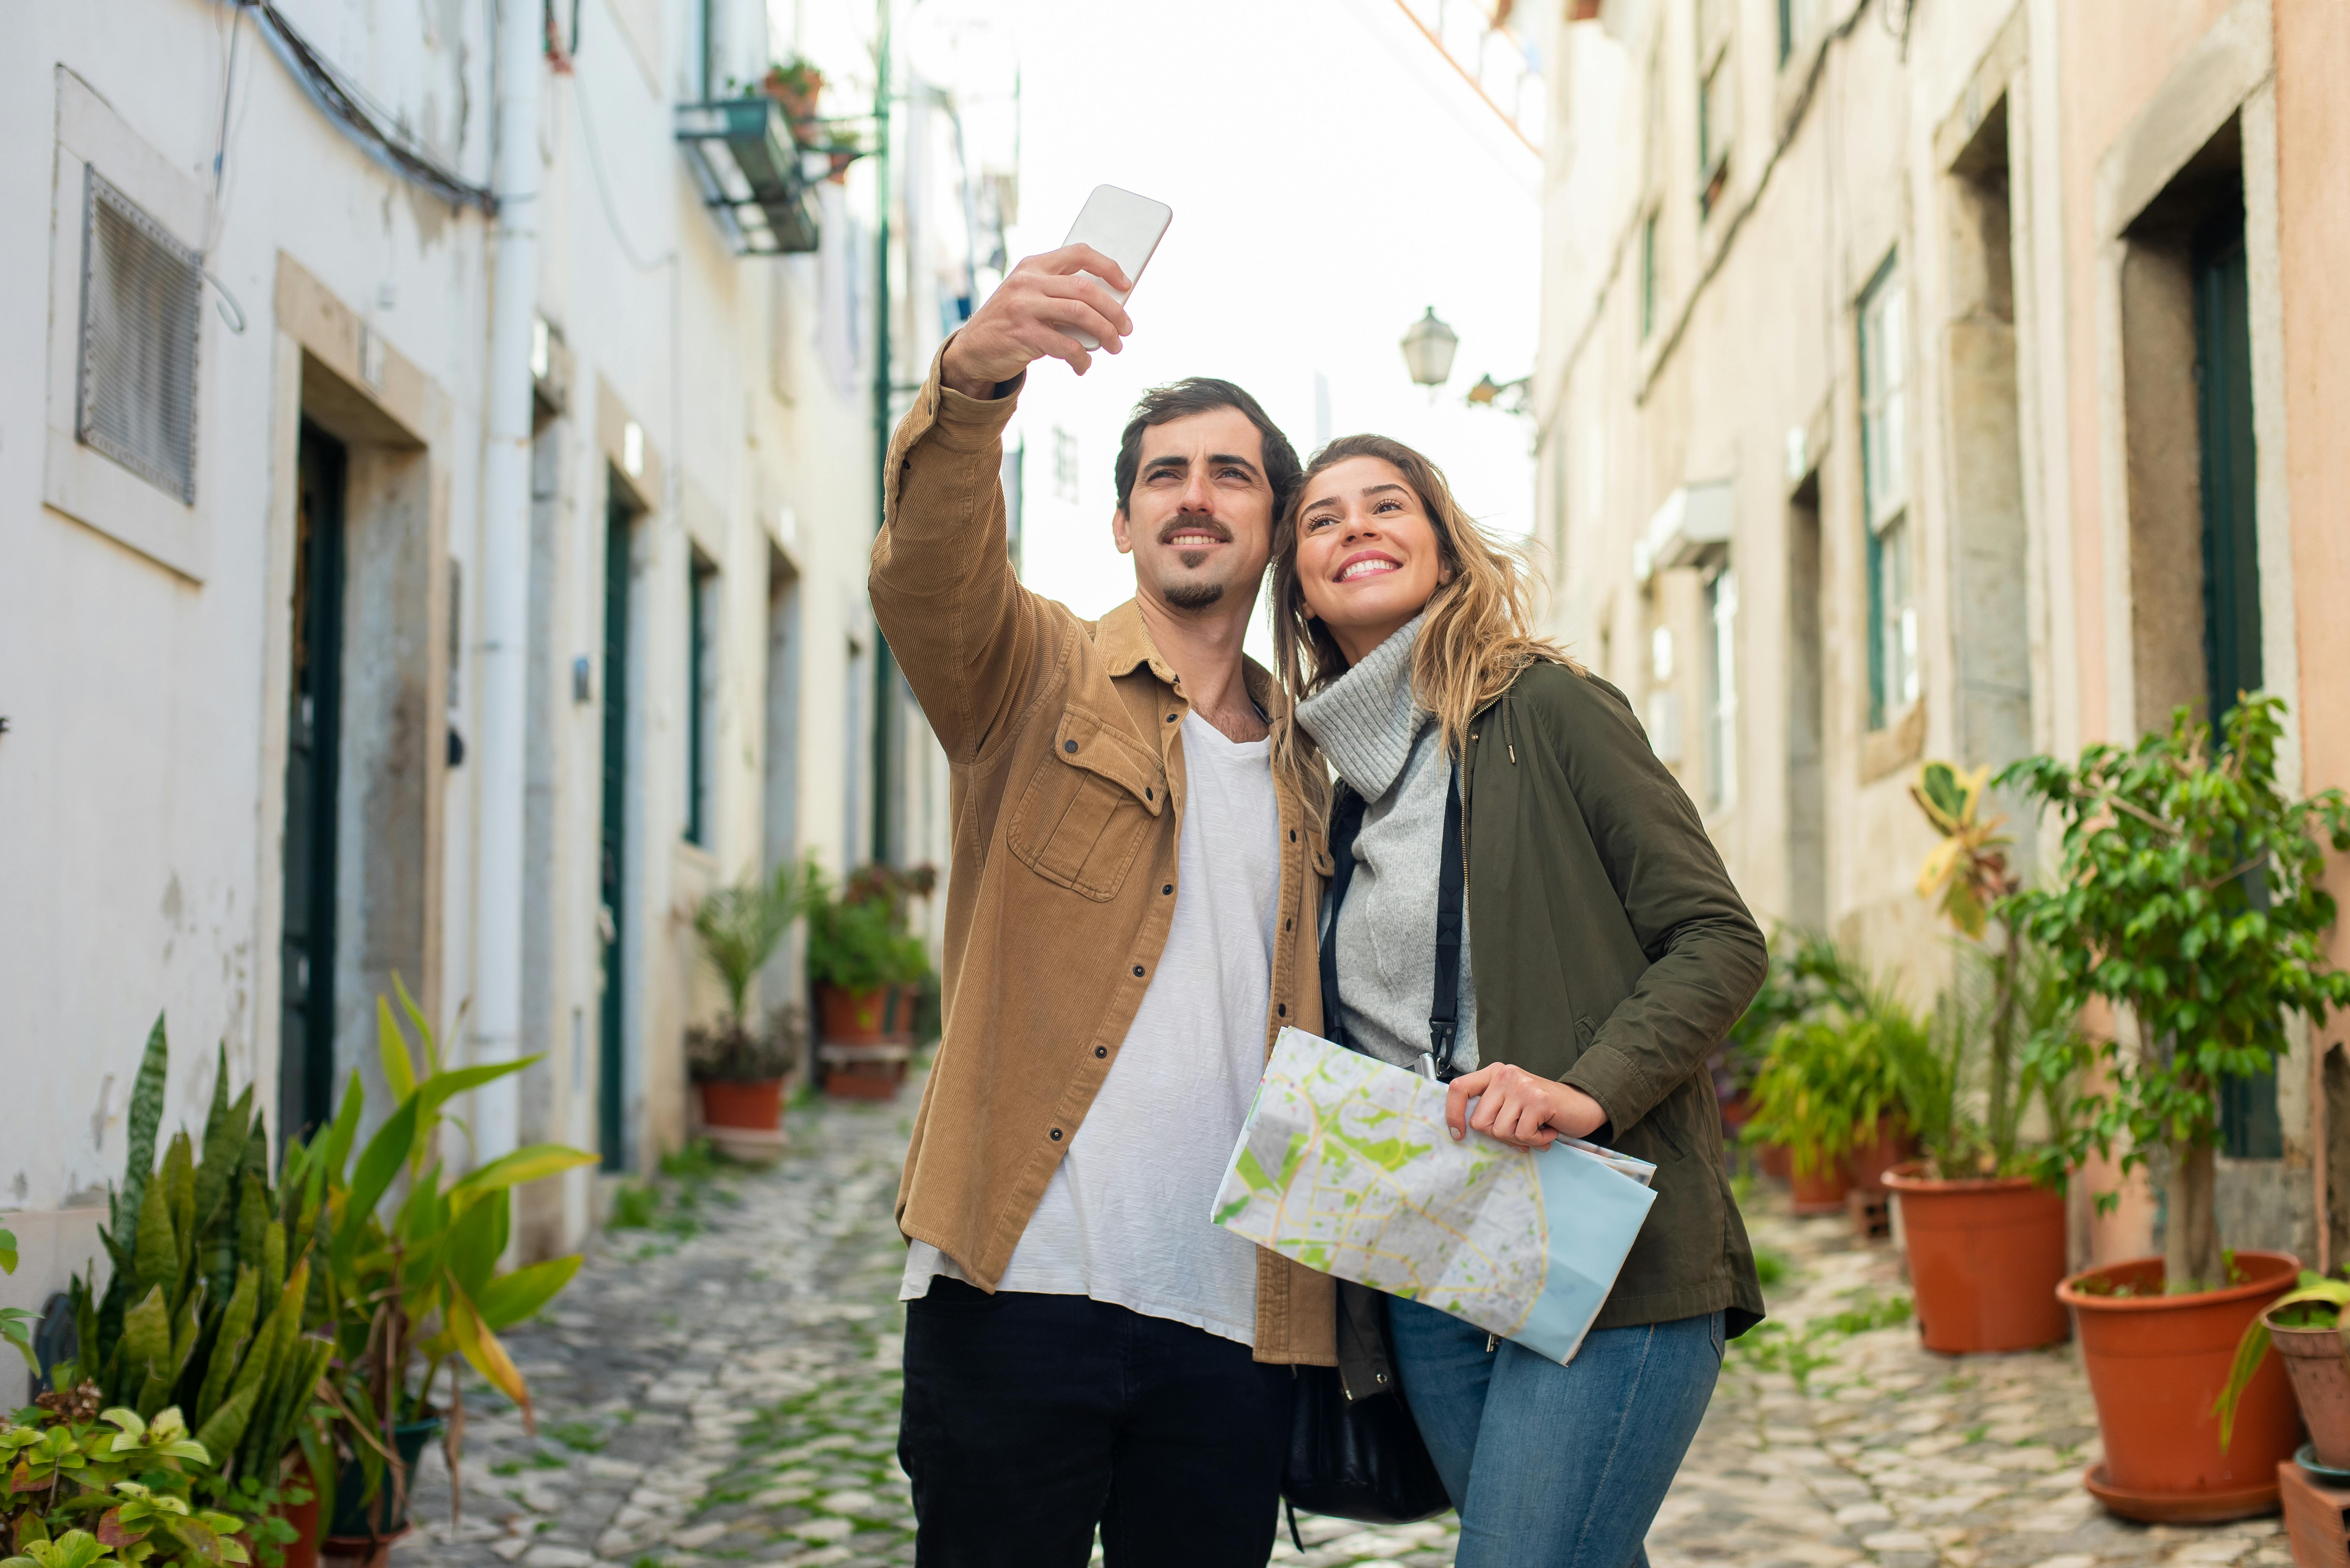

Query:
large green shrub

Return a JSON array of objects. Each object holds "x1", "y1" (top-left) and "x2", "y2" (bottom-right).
[{"x1": 2002, "y1": 695, "x2": 2350, "y2": 1293}]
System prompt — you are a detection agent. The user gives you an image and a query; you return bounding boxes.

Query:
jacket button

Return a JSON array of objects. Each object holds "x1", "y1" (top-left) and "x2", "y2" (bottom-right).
[
  {"x1": 1050, "y1": 1128, "x2": 1063, "y2": 1141},
  {"x1": 1064, "y1": 739, "x2": 1078, "y2": 753},
  {"x1": 1285, "y1": 918, "x2": 1292, "y2": 931},
  {"x1": 1166, "y1": 713, "x2": 1179, "y2": 723},
  {"x1": 1095, "y1": 1046, "x2": 1107, "y2": 1058},
  {"x1": 1163, "y1": 884, "x2": 1174, "y2": 896},
  {"x1": 1133, "y1": 965, "x2": 1146, "y2": 977},
  {"x1": 1146, "y1": 787, "x2": 1154, "y2": 801},
  {"x1": 1289, "y1": 830, "x2": 1297, "y2": 842},
  {"x1": 1277, "y1": 1003, "x2": 1287, "y2": 1017}
]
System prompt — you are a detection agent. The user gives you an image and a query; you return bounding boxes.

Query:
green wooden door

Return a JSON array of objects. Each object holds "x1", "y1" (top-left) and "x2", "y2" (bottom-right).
[
  {"x1": 280, "y1": 422, "x2": 347, "y2": 1143},
  {"x1": 600, "y1": 492, "x2": 633, "y2": 1170}
]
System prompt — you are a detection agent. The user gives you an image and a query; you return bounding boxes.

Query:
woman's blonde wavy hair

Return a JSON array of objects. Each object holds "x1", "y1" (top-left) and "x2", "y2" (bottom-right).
[{"x1": 1269, "y1": 433, "x2": 1574, "y2": 830}]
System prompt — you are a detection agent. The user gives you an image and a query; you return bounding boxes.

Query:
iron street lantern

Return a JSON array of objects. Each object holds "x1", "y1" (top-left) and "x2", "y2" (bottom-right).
[{"x1": 1400, "y1": 307, "x2": 1459, "y2": 390}]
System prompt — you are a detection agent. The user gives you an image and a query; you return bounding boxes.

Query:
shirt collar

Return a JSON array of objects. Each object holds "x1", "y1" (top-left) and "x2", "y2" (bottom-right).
[{"x1": 1096, "y1": 599, "x2": 1287, "y2": 720}]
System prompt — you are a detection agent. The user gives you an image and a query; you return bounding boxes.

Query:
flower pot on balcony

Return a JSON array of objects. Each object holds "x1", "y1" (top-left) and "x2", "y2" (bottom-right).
[
  {"x1": 2270, "y1": 1313, "x2": 2350, "y2": 1472},
  {"x1": 1882, "y1": 1162, "x2": 2068, "y2": 1353},
  {"x1": 817, "y1": 983, "x2": 889, "y2": 1046},
  {"x1": 2060, "y1": 1251, "x2": 2302, "y2": 1522}
]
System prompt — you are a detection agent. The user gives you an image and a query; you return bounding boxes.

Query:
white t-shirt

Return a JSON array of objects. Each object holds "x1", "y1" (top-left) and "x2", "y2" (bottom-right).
[{"x1": 900, "y1": 712, "x2": 1282, "y2": 1346}]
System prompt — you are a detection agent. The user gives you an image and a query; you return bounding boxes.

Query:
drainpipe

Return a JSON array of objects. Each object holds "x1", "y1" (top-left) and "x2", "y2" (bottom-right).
[
  {"x1": 870, "y1": 0, "x2": 894, "y2": 868},
  {"x1": 472, "y1": 0, "x2": 546, "y2": 1168}
]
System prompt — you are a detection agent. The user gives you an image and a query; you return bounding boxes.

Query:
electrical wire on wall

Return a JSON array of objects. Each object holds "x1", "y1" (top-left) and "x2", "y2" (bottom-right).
[{"x1": 237, "y1": 0, "x2": 496, "y2": 214}]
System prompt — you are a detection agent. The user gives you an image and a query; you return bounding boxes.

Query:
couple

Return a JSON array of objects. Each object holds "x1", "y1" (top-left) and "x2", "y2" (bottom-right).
[{"x1": 870, "y1": 244, "x2": 1769, "y2": 1568}]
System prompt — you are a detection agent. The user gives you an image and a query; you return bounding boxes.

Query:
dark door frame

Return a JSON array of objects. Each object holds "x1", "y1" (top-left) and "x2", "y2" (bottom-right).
[{"x1": 281, "y1": 420, "x2": 348, "y2": 1145}]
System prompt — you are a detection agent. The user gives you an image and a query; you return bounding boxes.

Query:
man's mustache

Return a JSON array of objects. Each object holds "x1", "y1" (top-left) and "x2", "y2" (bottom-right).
[{"x1": 1158, "y1": 518, "x2": 1234, "y2": 547}]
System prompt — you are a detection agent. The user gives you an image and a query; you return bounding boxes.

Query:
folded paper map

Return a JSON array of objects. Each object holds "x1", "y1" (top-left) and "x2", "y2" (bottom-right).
[{"x1": 1211, "y1": 1027, "x2": 1659, "y2": 1364}]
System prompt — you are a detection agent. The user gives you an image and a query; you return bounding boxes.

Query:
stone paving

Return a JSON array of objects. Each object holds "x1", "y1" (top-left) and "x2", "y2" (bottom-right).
[{"x1": 393, "y1": 1079, "x2": 2292, "y2": 1568}]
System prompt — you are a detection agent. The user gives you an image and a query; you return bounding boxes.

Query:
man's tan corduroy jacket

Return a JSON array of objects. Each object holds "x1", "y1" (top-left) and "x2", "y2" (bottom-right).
[{"x1": 869, "y1": 354, "x2": 1337, "y2": 1367}]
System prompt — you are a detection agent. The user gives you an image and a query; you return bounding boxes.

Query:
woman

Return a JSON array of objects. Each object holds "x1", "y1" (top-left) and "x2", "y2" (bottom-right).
[{"x1": 1271, "y1": 434, "x2": 1768, "y2": 1567}]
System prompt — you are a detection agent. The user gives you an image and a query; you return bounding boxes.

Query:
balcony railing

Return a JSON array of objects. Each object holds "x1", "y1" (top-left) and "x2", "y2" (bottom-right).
[{"x1": 674, "y1": 96, "x2": 822, "y2": 256}]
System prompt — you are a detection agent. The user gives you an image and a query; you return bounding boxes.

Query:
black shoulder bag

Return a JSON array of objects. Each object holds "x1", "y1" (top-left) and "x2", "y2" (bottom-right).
[{"x1": 1279, "y1": 768, "x2": 1464, "y2": 1539}]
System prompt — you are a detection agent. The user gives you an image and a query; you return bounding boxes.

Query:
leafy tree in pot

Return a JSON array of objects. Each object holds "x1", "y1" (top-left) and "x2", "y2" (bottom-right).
[
  {"x1": 2002, "y1": 695, "x2": 2350, "y2": 1295},
  {"x1": 686, "y1": 861, "x2": 810, "y2": 1083}
]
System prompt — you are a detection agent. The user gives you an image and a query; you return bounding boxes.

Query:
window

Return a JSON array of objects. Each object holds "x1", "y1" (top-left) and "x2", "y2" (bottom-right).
[
  {"x1": 685, "y1": 556, "x2": 719, "y2": 846},
  {"x1": 1859, "y1": 256, "x2": 1915, "y2": 729},
  {"x1": 1706, "y1": 566, "x2": 1739, "y2": 810},
  {"x1": 1776, "y1": 0, "x2": 1813, "y2": 66},
  {"x1": 78, "y1": 168, "x2": 202, "y2": 503},
  {"x1": 1696, "y1": 0, "x2": 1733, "y2": 212}
]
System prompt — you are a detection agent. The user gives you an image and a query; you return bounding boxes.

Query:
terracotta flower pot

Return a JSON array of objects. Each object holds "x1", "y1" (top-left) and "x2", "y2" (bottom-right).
[
  {"x1": 2059, "y1": 1250, "x2": 2302, "y2": 1521},
  {"x1": 1788, "y1": 1155, "x2": 1850, "y2": 1216},
  {"x1": 1842, "y1": 1117, "x2": 1916, "y2": 1194},
  {"x1": 1882, "y1": 1162, "x2": 2068, "y2": 1353},
  {"x1": 2270, "y1": 1313, "x2": 2350, "y2": 1471},
  {"x1": 884, "y1": 983, "x2": 918, "y2": 1044},
  {"x1": 817, "y1": 983, "x2": 888, "y2": 1045},
  {"x1": 696, "y1": 1077, "x2": 783, "y2": 1131},
  {"x1": 274, "y1": 1489, "x2": 321, "y2": 1568},
  {"x1": 1757, "y1": 1141, "x2": 1793, "y2": 1181}
]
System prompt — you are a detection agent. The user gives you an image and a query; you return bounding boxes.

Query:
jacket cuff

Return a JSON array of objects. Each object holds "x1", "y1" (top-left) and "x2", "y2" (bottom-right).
[
  {"x1": 1561, "y1": 1043, "x2": 1661, "y2": 1138},
  {"x1": 926, "y1": 336, "x2": 1024, "y2": 452}
]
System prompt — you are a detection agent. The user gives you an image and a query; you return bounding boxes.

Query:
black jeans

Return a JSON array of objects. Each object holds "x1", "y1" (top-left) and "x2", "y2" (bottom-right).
[{"x1": 898, "y1": 1278, "x2": 1294, "y2": 1567}]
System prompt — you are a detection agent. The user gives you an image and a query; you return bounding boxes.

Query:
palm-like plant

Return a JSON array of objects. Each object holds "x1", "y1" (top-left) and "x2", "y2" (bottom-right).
[
  {"x1": 691, "y1": 861, "x2": 809, "y2": 1024},
  {"x1": 294, "y1": 981, "x2": 595, "y2": 1518}
]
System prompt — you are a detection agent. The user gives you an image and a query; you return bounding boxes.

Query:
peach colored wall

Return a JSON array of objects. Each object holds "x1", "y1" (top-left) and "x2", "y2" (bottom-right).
[
  {"x1": 2275, "y1": 4, "x2": 2350, "y2": 996},
  {"x1": 2053, "y1": 0, "x2": 2237, "y2": 745}
]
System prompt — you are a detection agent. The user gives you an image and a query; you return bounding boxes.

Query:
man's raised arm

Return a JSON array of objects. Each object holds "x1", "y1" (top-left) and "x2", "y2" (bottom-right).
[{"x1": 868, "y1": 246, "x2": 1135, "y2": 762}]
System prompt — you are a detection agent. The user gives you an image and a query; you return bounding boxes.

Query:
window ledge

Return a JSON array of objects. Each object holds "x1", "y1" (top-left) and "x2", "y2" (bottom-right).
[{"x1": 1860, "y1": 699, "x2": 1926, "y2": 783}]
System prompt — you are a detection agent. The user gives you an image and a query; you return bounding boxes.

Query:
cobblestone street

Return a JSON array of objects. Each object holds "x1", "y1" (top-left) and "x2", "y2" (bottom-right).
[{"x1": 396, "y1": 1079, "x2": 2293, "y2": 1568}]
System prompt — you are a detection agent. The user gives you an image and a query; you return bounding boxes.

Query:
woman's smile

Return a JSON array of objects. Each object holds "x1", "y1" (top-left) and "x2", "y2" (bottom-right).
[{"x1": 1336, "y1": 550, "x2": 1403, "y2": 582}]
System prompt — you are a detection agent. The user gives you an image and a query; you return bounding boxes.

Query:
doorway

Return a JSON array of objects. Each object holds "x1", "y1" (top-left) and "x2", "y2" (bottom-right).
[
  {"x1": 598, "y1": 479, "x2": 636, "y2": 1171},
  {"x1": 1785, "y1": 474, "x2": 1826, "y2": 934},
  {"x1": 280, "y1": 421, "x2": 347, "y2": 1142}
]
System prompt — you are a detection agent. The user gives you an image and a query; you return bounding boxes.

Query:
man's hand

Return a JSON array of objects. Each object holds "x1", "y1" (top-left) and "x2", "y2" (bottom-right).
[
  {"x1": 1444, "y1": 1063, "x2": 1607, "y2": 1151},
  {"x1": 940, "y1": 245, "x2": 1135, "y2": 399}
]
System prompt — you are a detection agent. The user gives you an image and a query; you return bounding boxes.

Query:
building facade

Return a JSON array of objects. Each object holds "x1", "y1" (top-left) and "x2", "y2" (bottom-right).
[
  {"x1": 0, "y1": 0, "x2": 980, "y2": 1401},
  {"x1": 1536, "y1": 0, "x2": 2350, "y2": 1265}
]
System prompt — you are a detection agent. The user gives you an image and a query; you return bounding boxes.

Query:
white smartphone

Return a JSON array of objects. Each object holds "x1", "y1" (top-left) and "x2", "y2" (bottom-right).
[{"x1": 1059, "y1": 184, "x2": 1173, "y2": 350}]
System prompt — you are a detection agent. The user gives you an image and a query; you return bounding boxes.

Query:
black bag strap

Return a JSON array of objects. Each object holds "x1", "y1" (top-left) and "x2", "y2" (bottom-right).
[
  {"x1": 1319, "y1": 762, "x2": 1467, "y2": 1079},
  {"x1": 1317, "y1": 786, "x2": 1368, "y2": 1052},
  {"x1": 1427, "y1": 762, "x2": 1465, "y2": 1077}
]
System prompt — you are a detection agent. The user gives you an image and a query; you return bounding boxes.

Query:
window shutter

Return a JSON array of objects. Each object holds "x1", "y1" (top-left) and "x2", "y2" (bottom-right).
[{"x1": 77, "y1": 168, "x2": 202, "y2": 504}]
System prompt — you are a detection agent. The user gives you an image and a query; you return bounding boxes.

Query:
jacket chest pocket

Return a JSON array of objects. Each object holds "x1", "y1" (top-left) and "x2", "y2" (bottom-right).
[{"x1": 1007, "y1": 706, "x2": 1168, "y2": 902}]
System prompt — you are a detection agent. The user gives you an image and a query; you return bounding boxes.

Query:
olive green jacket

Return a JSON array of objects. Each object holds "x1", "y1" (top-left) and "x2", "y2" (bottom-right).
[{"x1": 1461, "y1": 660, "x2": 1769, "y2": 1336}]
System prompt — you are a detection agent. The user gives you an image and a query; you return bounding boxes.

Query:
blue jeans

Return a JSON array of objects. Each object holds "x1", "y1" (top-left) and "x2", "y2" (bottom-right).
[{"x1": 1387, "y1": 1301, "x2": 1725, "y2": 1568}]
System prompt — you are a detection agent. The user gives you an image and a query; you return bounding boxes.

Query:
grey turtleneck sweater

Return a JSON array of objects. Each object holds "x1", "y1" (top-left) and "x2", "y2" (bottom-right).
[{"x1": 1294, "y1": 614, "x2": 1479, "y2": 1074}]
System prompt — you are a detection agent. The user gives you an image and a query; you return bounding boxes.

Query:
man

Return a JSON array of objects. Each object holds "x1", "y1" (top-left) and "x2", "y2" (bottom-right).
[{"x1": 870, "y1": 244, "x2": 1335, "y2": 1566}]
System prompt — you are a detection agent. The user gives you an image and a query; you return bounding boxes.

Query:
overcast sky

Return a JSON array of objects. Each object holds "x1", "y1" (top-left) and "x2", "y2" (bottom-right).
[{"x1": 893, "y1": 0, "x2": 1547, "y2": 656}]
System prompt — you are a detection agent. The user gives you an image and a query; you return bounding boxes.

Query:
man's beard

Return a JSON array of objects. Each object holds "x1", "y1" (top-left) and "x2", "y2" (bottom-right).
[{"x1": 1163, "y1": 578, "x2": 1226, "y2": 610}]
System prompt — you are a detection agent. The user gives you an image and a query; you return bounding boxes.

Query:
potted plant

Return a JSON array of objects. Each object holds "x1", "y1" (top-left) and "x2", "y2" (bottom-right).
[
  {"x1": 300, "y1": 984, "x2": 595, "y2": 1549},
  {"x1": 1722, "y1": 932, "x2": 1866, "y2": 1179},
  {"x1": 1739, "y1": 982, "x2": 1914, "y2": 1216},
  {"x1": 761, "y1": 57, "x2": 823, "y2": 138},
  {"x1": 805, "y1": 863, "x2": 936, "y2": 1098},
  {"x1": 685, "y1": 863, "x2": 808, "y2": 1136},
  {"x1": 1880, "y1": 761, "x2": 2080, "y2": 1355},
  {"x1": 43, "y1": 1020, "x2": 335, "y2": 1568},
  {"x1": 1, "y1": 1404, "x2": 273, "y2": 1568},
  {"x1": 2216, "y1": 1272, "x2": 2350, "y2": 1478},
  {"x1": 2004, "y1": 695, "x2": 2350, "y2": 1520}
]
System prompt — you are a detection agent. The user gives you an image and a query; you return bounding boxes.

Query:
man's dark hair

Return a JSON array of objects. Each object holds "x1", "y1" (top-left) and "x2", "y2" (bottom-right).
[{"x1": 1112, "y1": 378, "x2": 1302, "y2": 520}]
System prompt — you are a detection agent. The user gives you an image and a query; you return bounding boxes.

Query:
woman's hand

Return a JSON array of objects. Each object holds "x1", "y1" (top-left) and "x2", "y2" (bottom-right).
[{"x1": 1443, "y1": 1064, "x2": 1607, "y2": 1150}]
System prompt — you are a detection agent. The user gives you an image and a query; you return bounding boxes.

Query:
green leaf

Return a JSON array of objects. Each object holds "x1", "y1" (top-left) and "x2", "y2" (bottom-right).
[
  {"x1": 0, "y1": 1226, "x2": 17, "y2": 1275},
  {"x1": 193, "y1": 1264, "x2": 259, "y2": 1428},
  {"x1": 442, "y1": 1194, "x2": 505, "y2": 1304},
  {"x1": 415, "y1": 1058, "x2": 537, "y2": 1120},
  {"x1": 376, "y1": 998, "x2": 417, "y2": 1106},
  {"x1": 473, "y1": 1255, "x2": 583, "y2": 1331},
  {"x1": 333, "y1": 1097, "x2": 418, "y2": 1278},
  {"x1": 190, "y1": 1048, "x2": 242, "y2": 1235},
  {"x1": 394, "y1": 972, "x2": 440, "y2": 1077},
  {"x1": 118, "y1": 1287, "x2": 171, "y2": 1406},
  {"x1": 447, "y1": 1143, "x2": 598, "y2": 1202},
  {"x1": 320, "y1": 1074, "x2": 364, "y2": 1181},
  {"x1": 119, "y1": 1015, "x2": 171, "y2": 1243}
]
